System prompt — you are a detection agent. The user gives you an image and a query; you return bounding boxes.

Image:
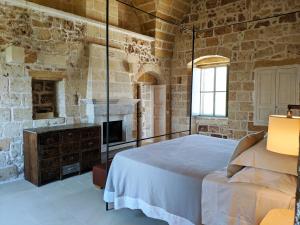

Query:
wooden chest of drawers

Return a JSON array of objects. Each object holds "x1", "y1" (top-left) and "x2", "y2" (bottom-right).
[{"x1": 23, "y1": 124, "x2": 101, "y2": 186}]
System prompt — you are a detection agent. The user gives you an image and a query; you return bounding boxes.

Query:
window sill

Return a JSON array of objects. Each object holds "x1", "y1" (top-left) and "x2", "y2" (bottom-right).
[
  {"x1": 33, "y1": 117, "x2": 66, "y2": 128},
  {"x1": 195, "y1": 116, "x2": 228, "y2": 126}
]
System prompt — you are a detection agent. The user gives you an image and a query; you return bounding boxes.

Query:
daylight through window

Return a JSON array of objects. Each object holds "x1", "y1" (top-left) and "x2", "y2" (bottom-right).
[{"x1": 192, "y1": 65, "x2": 228, "y2": 117}]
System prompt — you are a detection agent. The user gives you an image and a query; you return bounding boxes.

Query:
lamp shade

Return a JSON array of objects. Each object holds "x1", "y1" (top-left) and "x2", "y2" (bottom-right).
[{"x1": 267, "y1": 115, "x2": 300, "y2": 156}]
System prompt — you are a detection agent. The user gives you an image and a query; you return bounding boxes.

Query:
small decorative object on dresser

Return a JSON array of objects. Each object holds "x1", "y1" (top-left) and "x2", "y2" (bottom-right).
[
  {"x1": 23, "y1": 124, "x2": 101, "y2": 186},
  {"x1": 260, "y1": 209, "x2": 294, "y2": 225}
]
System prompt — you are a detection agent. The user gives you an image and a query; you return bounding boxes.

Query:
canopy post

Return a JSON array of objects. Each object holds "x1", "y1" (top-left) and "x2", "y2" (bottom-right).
[
  {"x1": 105, "y1": 0, "x2": 110, "y2": 211},
  {"x1": 189, "y1": 25, "x2": 195, "y2": 135}
]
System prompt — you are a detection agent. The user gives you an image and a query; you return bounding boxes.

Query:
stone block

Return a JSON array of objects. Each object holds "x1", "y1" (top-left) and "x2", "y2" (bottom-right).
[
  {"x1": 0, "y1": 165, "x2": 18, "y2": 182},
  {"x1": 10, "y1": 78, "x2": 31, "y2": 93},
  {"x1": 254, "y1": 47, "x2": 273, "y2": 59},
  {"x1": 0, "y1": 77, "x2": 9, "y2": 93},
  {"x1": 5, "y1": 46, "x2": 25, "y2": 64},
  {"x1": 0, "y1": 138, "x2": 11, "y2": 151},
  {"x1": 242, "y1": 82, "x2": 254, "y2": 91},
  {"x1": 35, "y1": 28, "x2": 51, "y2": 40},
  {"x1": 38, "y1": 53, "x2": 67, "y2": 67},
  {"x1": 206, "y1": 37, "x2": 219, "y2": 46},
  {"x1": 206, "y1": 0, "x2": 218, "y2": 9},
  {"x1": 236, "y1": 92, "x2": 251, "y2": 101},
  {"x1": 214, "y1": 26, "x2": 232, "y2": 36},
  {"x1": 198, "y1": 125, "x2": 208, "y2": 132},
  {"x1": 279, "y1": 14, "x2": 296, "y2": 23},
  {"x1": 13, "y1": 108, "x2": 32, "y2": 121},
  {"x1": 0, "y1": 151, "x2": 7, "y2": 167},
  {"x1": 241, "y1": 41, "x2": 255, "y2": 50},
  {"x1": 221, "y1": 0, "x2": 239, "y2": 5},
  {"x1": 208, "y1": 125, "x2": 220, "y2": 133},
  {"x1": 3, "y1": 123, "x2": 21, "y2": 138},
  {"x1": 240, "y1": 102, "x2": 253, "y2": 112},
  {"x1": 9, "y1": 142, "x2": 22, "y2": 158},
  {"x1": 223, "y1": 33, "x2": 238, "y2": 44},
  {"x1": 0, "y1": 108, "x2": 11, "y2": 122},
  {"x1": 254, "y1": 21, "x2": 270, "y2": 29},
  {"x1": 0, "y1": 94, "x2": 22, "y2": 107},
  {"x1": 25, "y1": 51, "x2": 38, "y2": 64},
  {"x1": 244, "y1": 30, "x2": 260, "y2": 40}
]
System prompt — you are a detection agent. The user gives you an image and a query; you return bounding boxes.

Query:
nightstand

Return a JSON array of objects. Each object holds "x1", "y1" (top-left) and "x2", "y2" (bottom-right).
[{"x1": 260, "y1": 209, "x2": 294, "y2": 225}]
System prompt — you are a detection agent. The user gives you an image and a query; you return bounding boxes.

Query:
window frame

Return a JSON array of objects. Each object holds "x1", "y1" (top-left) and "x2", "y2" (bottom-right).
[{"x1": 193, "y1": 64, "x2": 229, "y2": 118}]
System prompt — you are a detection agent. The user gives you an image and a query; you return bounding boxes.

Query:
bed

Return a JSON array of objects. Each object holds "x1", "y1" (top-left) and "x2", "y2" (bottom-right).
[
  {"x1": 104, "y1": 134, "x2": 237, "y2": 225},
  {"x1": 103, "y1": 134, "x2": 296, "y2": 225},
  {"x1": 202, "y1": 170, "x2": 295, "y2": 225}
]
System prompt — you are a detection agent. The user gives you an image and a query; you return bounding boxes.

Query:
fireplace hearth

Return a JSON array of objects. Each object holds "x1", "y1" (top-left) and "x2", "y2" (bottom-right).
[{"x1": 103, "y1": 120, "x2": 123, "y2": 144}]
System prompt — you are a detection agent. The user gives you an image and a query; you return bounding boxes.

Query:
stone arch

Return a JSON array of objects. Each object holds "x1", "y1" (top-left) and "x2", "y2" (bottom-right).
[
  {"x1": 137, "y1": 72, "x2": 158, "y2": 85},
  {"x1": 188, "y1": 55, "x2": 230, "y2": 68},
  {"x1": 134, "y1": 63, "x2": 161, "y2": 84}
]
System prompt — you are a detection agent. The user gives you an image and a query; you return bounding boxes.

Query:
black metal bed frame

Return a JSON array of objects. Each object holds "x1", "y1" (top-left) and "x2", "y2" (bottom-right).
[{"x1": 104, "y1": 1, "x2": 300, "y2": 221}]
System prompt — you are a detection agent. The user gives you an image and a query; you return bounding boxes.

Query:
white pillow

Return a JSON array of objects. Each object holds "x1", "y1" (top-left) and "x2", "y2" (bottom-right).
[
  {"x1": 230, "y1": 138, "x2": 297, "y2": 176},
  {"x1": 229, "y1": 167, "x2": 297, "y2": 196},
  {"x1": 227, "y1": 131, "x2": 265, "y2": 177}
]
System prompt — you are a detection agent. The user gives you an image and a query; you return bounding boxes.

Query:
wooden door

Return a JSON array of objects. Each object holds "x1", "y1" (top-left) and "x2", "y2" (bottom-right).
[
  {"x1": 151, "y1": 85, "x2": 167, "y2": 136},
  {"x1": 138, "y1": 84, "x2": 152, "y2": 139}
]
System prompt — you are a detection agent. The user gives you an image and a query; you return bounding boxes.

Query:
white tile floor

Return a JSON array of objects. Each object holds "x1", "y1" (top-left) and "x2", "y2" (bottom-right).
[{"x1": 0, "y1": 173, "x2": 167, "y2": 225}]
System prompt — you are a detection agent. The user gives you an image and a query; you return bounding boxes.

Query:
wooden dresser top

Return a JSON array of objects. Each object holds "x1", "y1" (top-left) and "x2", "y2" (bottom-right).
[{"x1": 24, "y1": 123, "x2": 100, "y2": 134}]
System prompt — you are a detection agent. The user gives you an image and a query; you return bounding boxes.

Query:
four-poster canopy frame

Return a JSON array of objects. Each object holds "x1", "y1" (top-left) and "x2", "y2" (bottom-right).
[{"x1": 104, "y1": 0, "x2": 300, "y2": 220}]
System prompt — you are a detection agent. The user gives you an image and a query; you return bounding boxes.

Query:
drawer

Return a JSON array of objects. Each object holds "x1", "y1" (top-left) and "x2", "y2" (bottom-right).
[
  {"x1": 61, "y1": 153, "x2": 79, "y2": 165},
  {"x1": 81, "y1": 127, "x2": 100, "y2": 140},
  {"x1": 39, "y1": 146, "x2": 59, "y2": 159},
  {"x1": 61, "y1": 130, "x2": 80, "y2": 143},
  {"x1": 40, "y1": 157, "x2": 60, "y2": 169},
  {"x1": 39, "y1": 133, "x2": 59, "y2": 145},
  {"x1": 81, "y1": 138, "x2": 100, "y2": 151},
  {"x1": 82, "y1": 149, "x2": 100, "y2": 161},
  {"x1": 60, "y1": 142, "x2": 80, "y2": 155},
  {"x1": 41, "y1": 167, "x2": 60, "y2": 185},
  {"x1": 62, "y1": 162, "x2": 80, "y2": 176}
]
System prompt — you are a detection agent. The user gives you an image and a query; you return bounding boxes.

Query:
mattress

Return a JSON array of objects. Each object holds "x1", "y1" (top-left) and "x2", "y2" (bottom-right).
[
  {"x1": 202, "y1": 170, "x2": 295, "y2": 225},
  {"x1": 104, "y1": 134, "x2": 237, "y2": 225}
]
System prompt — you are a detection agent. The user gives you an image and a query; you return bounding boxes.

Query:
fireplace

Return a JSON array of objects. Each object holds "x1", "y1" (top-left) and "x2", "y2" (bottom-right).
[
  {"x1": 103, "y1": 120, "x2": 123, "y2": 144},
  {"x1": 81, "y1": 98, "x2": 140, "y2": 151}
]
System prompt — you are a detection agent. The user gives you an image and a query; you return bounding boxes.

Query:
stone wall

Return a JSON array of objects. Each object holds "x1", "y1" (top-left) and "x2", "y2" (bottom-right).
[
  {"x1": 0, "y1": 2, "x2": 159, "y2": 182},
  {"x1": 0, "y1": 3, "x2": 88, "y2": 181},
  {"x1": 171, "y1": 0, "x2": 300, "y2": 139}
]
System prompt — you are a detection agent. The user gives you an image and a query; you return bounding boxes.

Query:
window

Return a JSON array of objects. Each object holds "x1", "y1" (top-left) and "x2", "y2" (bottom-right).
[{"x1": 192, "y1": 66, "x2": 228, "y2": 117}]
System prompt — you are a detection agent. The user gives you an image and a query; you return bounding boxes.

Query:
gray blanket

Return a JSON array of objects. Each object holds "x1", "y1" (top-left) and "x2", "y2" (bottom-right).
[{"x1": 104, "y1": 134, "x2": 237, "y2": 225}]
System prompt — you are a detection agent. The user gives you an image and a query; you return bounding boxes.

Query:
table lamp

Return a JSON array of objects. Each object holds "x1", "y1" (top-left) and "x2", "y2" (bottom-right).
[{"x1": 266, "y1": 105, "x2": 300, "y2": 225}]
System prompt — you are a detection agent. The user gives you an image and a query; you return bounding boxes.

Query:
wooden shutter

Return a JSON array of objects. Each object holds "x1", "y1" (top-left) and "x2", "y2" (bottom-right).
[
  {"x1": 254, "y1": 68, "x2": 277, "y2": 125},
  {"x1": 254, "y1": 65, "x2": 300, "y2": 125},
  {"x1": 276, "y1": 66, "x2": 299, "y2": 115}
]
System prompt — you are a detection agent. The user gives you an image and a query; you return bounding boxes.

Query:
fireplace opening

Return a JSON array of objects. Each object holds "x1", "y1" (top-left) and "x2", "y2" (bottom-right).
[{"x1": 103, "y1": 120, "x2": 123, "y2": 144}]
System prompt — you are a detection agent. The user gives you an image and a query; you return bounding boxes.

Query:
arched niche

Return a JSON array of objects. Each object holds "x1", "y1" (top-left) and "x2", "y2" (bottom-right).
[{"x1": 137, "y1": 72, "x2": 158, "y2": 85}]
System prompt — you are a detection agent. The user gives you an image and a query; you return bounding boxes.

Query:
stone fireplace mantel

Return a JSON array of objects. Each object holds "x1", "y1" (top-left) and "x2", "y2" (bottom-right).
[{"x1": 81, "y1": 98, "x2": 140, "y2": 116}]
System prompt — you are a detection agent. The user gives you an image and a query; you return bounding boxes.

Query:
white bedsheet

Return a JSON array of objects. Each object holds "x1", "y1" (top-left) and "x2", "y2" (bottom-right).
[{"x1": 202, "y1": 170, "x2": 295, "y2": 225}]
